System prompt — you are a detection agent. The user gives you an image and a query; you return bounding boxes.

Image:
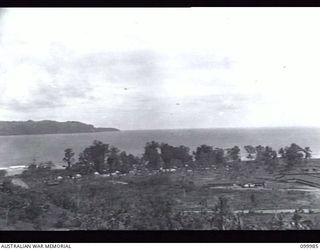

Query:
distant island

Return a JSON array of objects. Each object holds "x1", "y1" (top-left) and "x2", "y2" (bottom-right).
[{"x1": 0, "y1": 120, "x2": 120, "y2": 136}]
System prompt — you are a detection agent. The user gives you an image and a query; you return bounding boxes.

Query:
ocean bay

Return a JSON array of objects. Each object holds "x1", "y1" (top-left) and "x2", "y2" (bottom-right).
[{"x1": 0, "y1": 127, "x2": 319, "y2": 168}]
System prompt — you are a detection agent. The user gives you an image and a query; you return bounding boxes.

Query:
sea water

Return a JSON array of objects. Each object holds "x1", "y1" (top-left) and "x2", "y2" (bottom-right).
[{"x1": 0, "y1": 127, "x2": 319, "y2": 168}]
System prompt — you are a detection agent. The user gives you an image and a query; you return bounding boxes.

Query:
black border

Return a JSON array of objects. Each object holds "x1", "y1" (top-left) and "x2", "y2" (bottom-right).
[
  {"x1": 0, "y1": 0, "x2": 320, "y2": 7},
  {"x1": 0, "y1": 231, "x2": 318, "y2": 242},
  {"x1": 1, "y1": 2, "x2": 320, "y2": 243}
]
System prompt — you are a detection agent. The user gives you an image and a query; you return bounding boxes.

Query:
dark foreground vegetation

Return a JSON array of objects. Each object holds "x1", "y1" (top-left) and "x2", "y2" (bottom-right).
[{"x1": 0, "y1": 140, "x2": 318, "y2": 230}]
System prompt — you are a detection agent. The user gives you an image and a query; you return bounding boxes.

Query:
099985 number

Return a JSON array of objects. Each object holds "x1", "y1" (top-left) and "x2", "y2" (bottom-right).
[{"x1": 300, "y1": 244, "x2": 318, "y2": 248}]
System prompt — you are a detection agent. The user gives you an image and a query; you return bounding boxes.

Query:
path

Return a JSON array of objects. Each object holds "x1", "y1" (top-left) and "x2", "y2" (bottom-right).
[{"x1": 182, "y1": 208, "x2": 320, "y2": 214}]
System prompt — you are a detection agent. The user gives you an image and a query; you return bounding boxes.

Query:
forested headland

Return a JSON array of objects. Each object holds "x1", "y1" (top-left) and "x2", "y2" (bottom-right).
[{"x1": 0, "y1": 120, "x2": 119, "y2": 136}]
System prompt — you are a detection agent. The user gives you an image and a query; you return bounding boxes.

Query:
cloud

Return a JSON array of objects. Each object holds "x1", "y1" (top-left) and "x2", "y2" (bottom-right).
[
  {"x1": 0, "y1": 59, "x2": 93, "y2": 111},
  {"x1": 2, "y1": 8, "x2": 320, "y2": 129},
  {"x1": 0, "y1": 44, "x2": 251, "y2": 129},
  {"x1": 180, "y1": 53, "x2": 233, "y2": 70},
  {"x1": 0, "y1": 48, "x2": 167, "y2": 112},
  {"x1": 0, "y1": 9, "x2": 6, "y2": 41},
  {"x1": 0, "y1": 9, "x2": 5, "y2": 19},
  {"x1": 75, "y1": 50, "x2": 164, "y2": 87}
]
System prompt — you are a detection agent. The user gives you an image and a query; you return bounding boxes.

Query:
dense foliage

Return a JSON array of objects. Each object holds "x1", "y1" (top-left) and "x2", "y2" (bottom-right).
[{"x1": 0, "y1": 140, "x2": 315, "y2": 230}]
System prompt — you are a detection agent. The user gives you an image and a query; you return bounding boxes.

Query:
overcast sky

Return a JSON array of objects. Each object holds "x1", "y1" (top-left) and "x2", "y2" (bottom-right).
[{"x1": 0, "y1": 8, "x2": 320, "y2": 130}]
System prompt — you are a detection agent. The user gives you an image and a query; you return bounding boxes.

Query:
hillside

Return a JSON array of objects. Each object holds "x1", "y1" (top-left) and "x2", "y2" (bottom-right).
[{"x1": 0, "y1": 120, "x2": 119, "y2": 136}]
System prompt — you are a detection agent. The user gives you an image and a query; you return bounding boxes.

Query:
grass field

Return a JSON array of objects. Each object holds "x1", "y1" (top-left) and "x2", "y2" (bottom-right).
[{"x1": 0, "y1": 159, "x2": 320, "y2": 230}]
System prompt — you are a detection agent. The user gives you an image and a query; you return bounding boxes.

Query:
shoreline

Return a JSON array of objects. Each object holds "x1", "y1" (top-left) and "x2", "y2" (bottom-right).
[
  {"x1": 0, "y1": 164, "x2": 65, "y2": 176},
  {"x1": 2, "y1": 156, "x2": 320, "y2": 169},
  {"x1": 1, "y1": 157, "x2": 320, "y2": 176},
  {"x1": 0, "y1": 130, "x2": 120, "y2": 138}
]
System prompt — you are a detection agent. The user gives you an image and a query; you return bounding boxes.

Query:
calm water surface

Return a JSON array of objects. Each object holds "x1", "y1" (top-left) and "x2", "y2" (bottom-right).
[{"x1": 0, "y1": 127, "x2": 319, "y2": 167}]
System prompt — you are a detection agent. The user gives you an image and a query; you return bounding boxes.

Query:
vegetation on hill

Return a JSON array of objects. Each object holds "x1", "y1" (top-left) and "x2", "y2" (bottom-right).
[{"x1": 0, "y1": 120, "x2": 119, "y2": 136}]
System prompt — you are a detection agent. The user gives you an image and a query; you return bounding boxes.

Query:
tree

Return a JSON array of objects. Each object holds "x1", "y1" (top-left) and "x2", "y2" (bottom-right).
[
  {"x1": 253, "y1": 145, "x2": 277, "y2": 165},
  {"x1": 194, "y1": 145, "x2": 225, "y2": 167},
  {"x1": 255, "y1": 145, "x2": 266, "y2": 162},
  {"x1": 24, "y1": 196, "x2": 43, "y2": 229},
  {"x1": 270, "y1": 213, "x2": 285, "y2": 230},
  {"x1": 160, "y1": 143, "x2": 192, "y2": 168},
  {"x1": 227, "y1": 146, "x2": 241, "y2": 162},
  {"x1": 143, "y1": 141, "x2": 163, "y2": 170},
  {"x1": 304, "y1": 147, "x2": 312, "y2": 160},
  {"x1": 250, "y1": 193, "x2": 257, "y2": 207},
  {"x1": 244, "y1": 145, "x2": 256, "y2": 160},
  {"x1": 129, "y1": 192, "x2": 177, "y2": 230},
  {"x1": 194, "y1": 144, "x2": 214, "y2": 166},
  {"x1": 263, "y1": 146, "x2": 277, "y2": 165},
  {"x1": 282, "y1": 143, "x2": 306, "y2": 167},
  {"x1": 160, "y1": 143, "x2": 175, "y2": 167},
  {"x1": 0, "y1": 170, "x2": 6, "y2": 178},
  {"x1": 118, "y1": 152, "x2": 139, "y2": 173},
  {"x1": 275, "y1": 213, "x2": 285, "y2": 230},
  {"x1": 78, "y1": 140, "x2": 110, "y2": 173},
  {"x1": 213, "y1": 148, "x2": 225, "y2": 165},
  {"x1": 28, "y1": 158, "x2": 38, "y2": 170},
  {"x1": 63, "y1": 148, "x2": 75, "y2": 169},
  {"x1": 213, "y1": 196, "x2": 236, "y2": 230},
  {"x1": 118, "y1": 151, "x2": 130, "y2": 173},
  {"x1": 107, "y1": 147, "x2": 121, "y2": 173},
  {"x1": 278, "y1": 147, "x2": 286, "y2": 158},
  {"x1": 178, "y1": 176, "x2": 195, "y2": 197},
  {"x1": 234, "y1": 213, "x2": 244, "y2": 230},
  {"x1": 292, "y1": 210, "x2": 302, "y2": 229},
  {"x1": 0, "y1": 192, "x2": 27, "y2": 226}
]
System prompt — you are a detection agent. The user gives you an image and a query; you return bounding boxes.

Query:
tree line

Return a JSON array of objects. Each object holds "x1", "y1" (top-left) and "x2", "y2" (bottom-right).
[{"x1": 60, "y1": 140, "x2": 312, "y2": 175}]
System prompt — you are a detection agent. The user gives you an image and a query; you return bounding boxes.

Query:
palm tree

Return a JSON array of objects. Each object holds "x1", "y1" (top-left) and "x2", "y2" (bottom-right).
[
  {"x1": 292, "y1": 210, "x2": 302, "y2": 229},
  {"x1": 304, "y1": 147, "x2": 312, "y2": 160},
  {"x1": 214, "y1": 196, "x2": 234, "y2": 230}
]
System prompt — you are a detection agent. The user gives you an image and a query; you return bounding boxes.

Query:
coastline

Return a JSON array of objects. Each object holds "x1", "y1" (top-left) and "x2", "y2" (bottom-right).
[
  {"x1": 0, "y1": 130, "x2": 120, "y2": 138},
  {"x1": 1, "y1": 157, "x2": 320, "y2": 177},
  {"x1": 0, "y1": 127, "x2": 319, "y2": 175},
  {"x1": 0, "y1": 164, "x2": 65, "y2": 176}
]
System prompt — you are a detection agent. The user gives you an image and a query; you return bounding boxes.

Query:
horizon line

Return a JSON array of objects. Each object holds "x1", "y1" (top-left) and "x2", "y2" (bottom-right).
[
  {"x1": 1, "y1": 120, "x2": 319, "y2": 131},
  {"x1": 120, "y1": 125, "x2": 320, "y2": 131}
]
